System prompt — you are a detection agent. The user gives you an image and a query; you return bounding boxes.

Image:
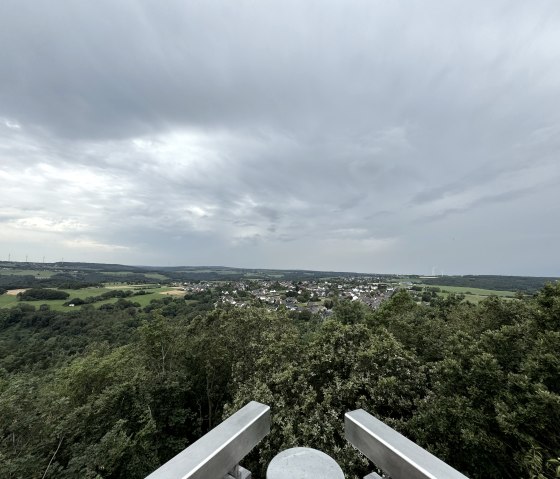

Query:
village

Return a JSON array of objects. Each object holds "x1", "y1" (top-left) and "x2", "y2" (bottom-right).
[{"x1": 179, "y1": 276, "x2": 397, "y2": 317}]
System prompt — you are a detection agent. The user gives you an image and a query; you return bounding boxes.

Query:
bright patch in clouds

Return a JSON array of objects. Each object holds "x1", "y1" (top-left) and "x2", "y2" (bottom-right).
[
  {"x1": 3, "y1": 119, "x2": 20, "y2": 130},
  {"x1": 63, "y1": 238, "x2": 130, "y2": 252},
  {"x1": 9, "y1": 217, "x2": 87, "y2": 233}
]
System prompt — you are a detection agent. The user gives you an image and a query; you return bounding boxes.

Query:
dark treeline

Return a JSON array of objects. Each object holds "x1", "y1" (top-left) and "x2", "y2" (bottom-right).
[
  {"x1": 0, "y1": 273, "x2": 157, "y2": 291},
  {"x1": 0, "y1": 284, "x2": 559, "y2": 478},
  {"x1": 17, "y1": 288, "x2": 70, "y2": 301},
  {"x1": 164, "y1": 269, "x2": 375, "y2": 282},
  {"x1": 1, "y1": 261, "x2": 387, "y2": 283}
]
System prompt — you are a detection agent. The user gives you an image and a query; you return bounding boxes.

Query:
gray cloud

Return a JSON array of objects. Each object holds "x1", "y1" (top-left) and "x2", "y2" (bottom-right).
[{"x1": 1, "y1": 0, "x2": 559, "y2": 274}]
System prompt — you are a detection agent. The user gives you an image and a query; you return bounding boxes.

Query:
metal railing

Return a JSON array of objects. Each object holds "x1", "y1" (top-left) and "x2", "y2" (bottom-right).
[
  {"x1": 345, "y1": 409, "x2": 469, "y2": 479},
  {"x1": 145, "y1": 401, "x2": 270, "y2": 479},
  {"x1": 145, "y1": 402, "x2": 469, "y2": 479}
]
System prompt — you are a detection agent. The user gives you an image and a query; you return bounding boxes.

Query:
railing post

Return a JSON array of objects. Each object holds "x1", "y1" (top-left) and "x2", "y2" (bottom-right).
[
  {"x1": 225, "y1": 464, "x2": 252, "y2": 479},
  {"x1": 145, "y1": 401, "x2": 270, "y2": 479},
  {"x1": 345, "y1": 409, "x2": 469, "y2": 479}
]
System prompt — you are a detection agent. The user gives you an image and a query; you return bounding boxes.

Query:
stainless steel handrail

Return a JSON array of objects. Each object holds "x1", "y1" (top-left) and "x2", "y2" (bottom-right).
[
  {"x1": 146, "y1": 401, "x2": 270, "y2": 479},
  {"x1": 345, "y1": 409, "x2": 469, "y2": 479}
]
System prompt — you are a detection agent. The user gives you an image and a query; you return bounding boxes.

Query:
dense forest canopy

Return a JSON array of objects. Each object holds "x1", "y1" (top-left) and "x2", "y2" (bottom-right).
[{"x1": 0, "y1": 282, "x2": 559, "y2": 478}]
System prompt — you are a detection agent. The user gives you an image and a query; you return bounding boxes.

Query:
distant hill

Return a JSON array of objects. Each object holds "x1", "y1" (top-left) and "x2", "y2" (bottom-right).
[
  {"x1": 0, "y1": 261, "x2": 557, "y2": 292},
  {"x1": 0, "y1": 261, "x2": 388, "y2": 285}
]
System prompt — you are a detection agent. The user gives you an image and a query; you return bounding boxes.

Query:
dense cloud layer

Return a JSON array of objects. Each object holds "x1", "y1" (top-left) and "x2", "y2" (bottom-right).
[{"x1": 1, "y1": 0, "x2": 559, "y2": 274}]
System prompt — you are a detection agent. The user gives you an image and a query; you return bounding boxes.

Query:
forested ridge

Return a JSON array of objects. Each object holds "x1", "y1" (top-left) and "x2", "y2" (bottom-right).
[{"x1": 1, "y1": 284, "x2": 559, "y2": 478}]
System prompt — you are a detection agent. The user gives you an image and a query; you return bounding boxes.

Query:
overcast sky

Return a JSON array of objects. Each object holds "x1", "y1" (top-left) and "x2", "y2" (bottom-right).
[{"x1": 1, "y1": 0, "x2": 559, "y2": 275}]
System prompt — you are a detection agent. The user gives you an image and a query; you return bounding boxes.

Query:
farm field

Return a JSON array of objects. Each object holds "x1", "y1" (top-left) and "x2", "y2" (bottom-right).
[
  {"x1": 439, "y1": 292, "x2": 515, "y2": 304},
  {"x1": 426, "y1": 285, "x2": 516, "y2": 297},
  {"x1": 103, "y1": 271, "x2": 169, "y2": 281},
  {"x1": 0, "y1": 269, "x2": 56, "y2": 278},
  {"x1": 0, "y1": 284, "x2": 183, "y2": 311},
  {"x1": 398, "y1": 280, "x2": 516, "y2": 297},
  {"x1": 435, "y1": 285, "x2": 516, "y2": 304},
  {"x1": 397, "y1": 282, "x2": 517, "y2": 304}
]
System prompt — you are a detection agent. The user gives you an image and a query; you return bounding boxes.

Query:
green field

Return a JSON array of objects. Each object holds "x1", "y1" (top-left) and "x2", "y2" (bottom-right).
[
  {"x1": 439, "y1": 292, "x2": 515, "y2": 304},
  {"x1": 102, "y1": 282, "x2": 162, "y2": 289},
  {"x1": 400, "y1": 282, "x2": 516, "y2": 297},
  {"x1": 102, "y1": 271, "x2": 168, "y2": 280},
  {"x1": 143, "y1": 273, "x2": 168, "y2": 280},
  {"x1": 399, "y1": 282, "x2": 517, "y2": 305},
  {"x1": 433, "y1": 285, "x2": 516, "y2": 304},
  {"x1": 0, "y1": 285, "x2": 181, "y2": 311},
  {"x1": 102, "y1": 271, "x2": 137, "y2": 276},
  {"x1": 0, "y1": 269, "x2": 56, "y2": 278},
  {"x1": 433, "y1": 285, "x2": 515, "y2": 297}
]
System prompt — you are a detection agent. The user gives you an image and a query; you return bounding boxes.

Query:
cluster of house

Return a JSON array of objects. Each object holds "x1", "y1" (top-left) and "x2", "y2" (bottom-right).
[{"x1": 177, "y1": 277, "x2": 396, "y2": 316}]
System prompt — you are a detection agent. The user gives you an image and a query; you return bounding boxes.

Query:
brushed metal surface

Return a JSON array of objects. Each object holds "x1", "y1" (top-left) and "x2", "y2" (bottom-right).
[
  {"x1": 345, "y1": 409, "x2": 469, "y2": 479},
  {"x1": 146, "y1": 401, "x2": 270, "y2": 479}
]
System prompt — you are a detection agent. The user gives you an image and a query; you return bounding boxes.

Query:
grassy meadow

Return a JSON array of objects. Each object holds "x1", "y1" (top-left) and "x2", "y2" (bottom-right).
[
  {"x1": 432, "y1": 285, "x2": 516, "y2": 304},
  {"x1": 0, "y1": 284, "x2": 183, "y2": 311},
  {"x1": 398, "y1": 281, "x2": 517, "y2": 304},
  {"x1": 432, "y1": 285, "x2": 516, "y2": 297}
]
